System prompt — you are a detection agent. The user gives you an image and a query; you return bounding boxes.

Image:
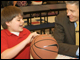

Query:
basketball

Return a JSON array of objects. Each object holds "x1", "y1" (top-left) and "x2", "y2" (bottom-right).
[{"x1": 30, "y1": 34, "x2": 59, "y2": 59}]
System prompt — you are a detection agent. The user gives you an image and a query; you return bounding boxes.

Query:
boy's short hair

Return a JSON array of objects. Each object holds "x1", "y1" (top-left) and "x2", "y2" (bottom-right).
[
  {"x1": 1, "y1": 6, "x2": 23, "y2": 29},
  {"x1": 65, "y1": 1, "x2": 79, "y2": 8}
]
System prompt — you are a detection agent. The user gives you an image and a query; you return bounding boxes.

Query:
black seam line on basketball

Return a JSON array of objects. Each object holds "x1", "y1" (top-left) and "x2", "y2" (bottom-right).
[
  {"x1": 34, "y1": 39, "x2": 57, "y2": 44},
  {"x1": 30, "y1": 35, "x2": 40, "y2": 49},
  {"x1": 31, "y1": 44, "x2": 58, "y2": 59},
  {"x1": 39, "y1": 39, "x2": 56, "y2": 42},
  {"x1": 34, "y1": 44, "x2": 58, "y2": 53},
  {"x1": 34, "y1": 39, "x2": 58, "y2": 53},
  {"x1": 44, "y1": 44, "x2": 58, "y2": 48},
  {"x1": 30, "y1": 39, "x2": 58, "y2": 49},
  {"x1": 31, "y1": 44, "x2": 42, "y2": 59},
  {"x1": 34, "y1": 39, "x2": 58, "y2": 48},
  {"x1": 30, "y1": 36, "x2": 43, "y2": 59}
]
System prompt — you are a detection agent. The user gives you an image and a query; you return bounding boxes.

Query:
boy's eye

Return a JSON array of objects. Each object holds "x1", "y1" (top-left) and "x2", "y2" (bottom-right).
[{"x1": 17, "y1": 20, "x2": 20, "y2": 21}]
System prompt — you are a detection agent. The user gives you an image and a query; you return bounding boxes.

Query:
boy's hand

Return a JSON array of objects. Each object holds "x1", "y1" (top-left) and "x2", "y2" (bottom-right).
[{"x1": 28, "y1": 32, "x2": 40, "y2": 43}]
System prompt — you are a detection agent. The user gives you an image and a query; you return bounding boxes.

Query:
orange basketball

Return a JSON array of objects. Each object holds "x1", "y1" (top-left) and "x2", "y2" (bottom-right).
[{"x1": 30, "y1": 34, "x2": 59, "y2": 59}]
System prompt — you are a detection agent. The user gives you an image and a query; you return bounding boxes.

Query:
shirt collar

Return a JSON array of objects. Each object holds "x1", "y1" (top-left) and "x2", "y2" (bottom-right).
[
  {"x1": 74, "y1": 21, "x2": 79, "y2": 28},
  {"x1": 5, "y1": 28, "x2": 27, "y2": 36},
  {"x1": 74, "y1": 22, "x2": 77, "y2": 28}
]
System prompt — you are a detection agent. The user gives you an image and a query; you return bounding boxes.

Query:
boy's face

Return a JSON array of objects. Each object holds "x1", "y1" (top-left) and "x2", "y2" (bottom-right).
[
  {"x1": 6, "y1": 14, "x2": 24, "y2": 32},
  {"x1": 66, "y1": 4, "x2": 79, "y2": 22}
]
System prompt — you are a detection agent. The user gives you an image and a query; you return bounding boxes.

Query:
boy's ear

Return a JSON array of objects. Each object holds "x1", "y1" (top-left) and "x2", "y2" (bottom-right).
[{"x1": 5, "y1": 22, "x2": 10, "y2": 26}]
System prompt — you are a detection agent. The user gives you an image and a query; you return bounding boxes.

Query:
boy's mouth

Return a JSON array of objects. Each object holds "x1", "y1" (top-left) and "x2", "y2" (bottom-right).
[{"x1": 19, "y1": 25, "x2": 23, "y2": 27}]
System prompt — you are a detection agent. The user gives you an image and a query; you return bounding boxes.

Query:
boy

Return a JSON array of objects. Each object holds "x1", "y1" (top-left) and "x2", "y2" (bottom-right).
[{"x1": 1, "y1": 6, "x2": 39, "y2": 59}]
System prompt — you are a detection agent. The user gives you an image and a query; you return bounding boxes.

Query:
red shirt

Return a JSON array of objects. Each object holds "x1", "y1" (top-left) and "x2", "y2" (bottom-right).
[{"x1": 1, "y1": 28, "x2": 31, "y2": 59}]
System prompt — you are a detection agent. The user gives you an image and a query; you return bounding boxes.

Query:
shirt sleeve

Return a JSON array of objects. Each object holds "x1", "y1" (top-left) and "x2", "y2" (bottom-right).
[
  {"x1": 76, "y1": 47, "x2": 79, "y2": 56},
  {"x1": 1, "y1": 33, "x2": 9, "y2": 53}
]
